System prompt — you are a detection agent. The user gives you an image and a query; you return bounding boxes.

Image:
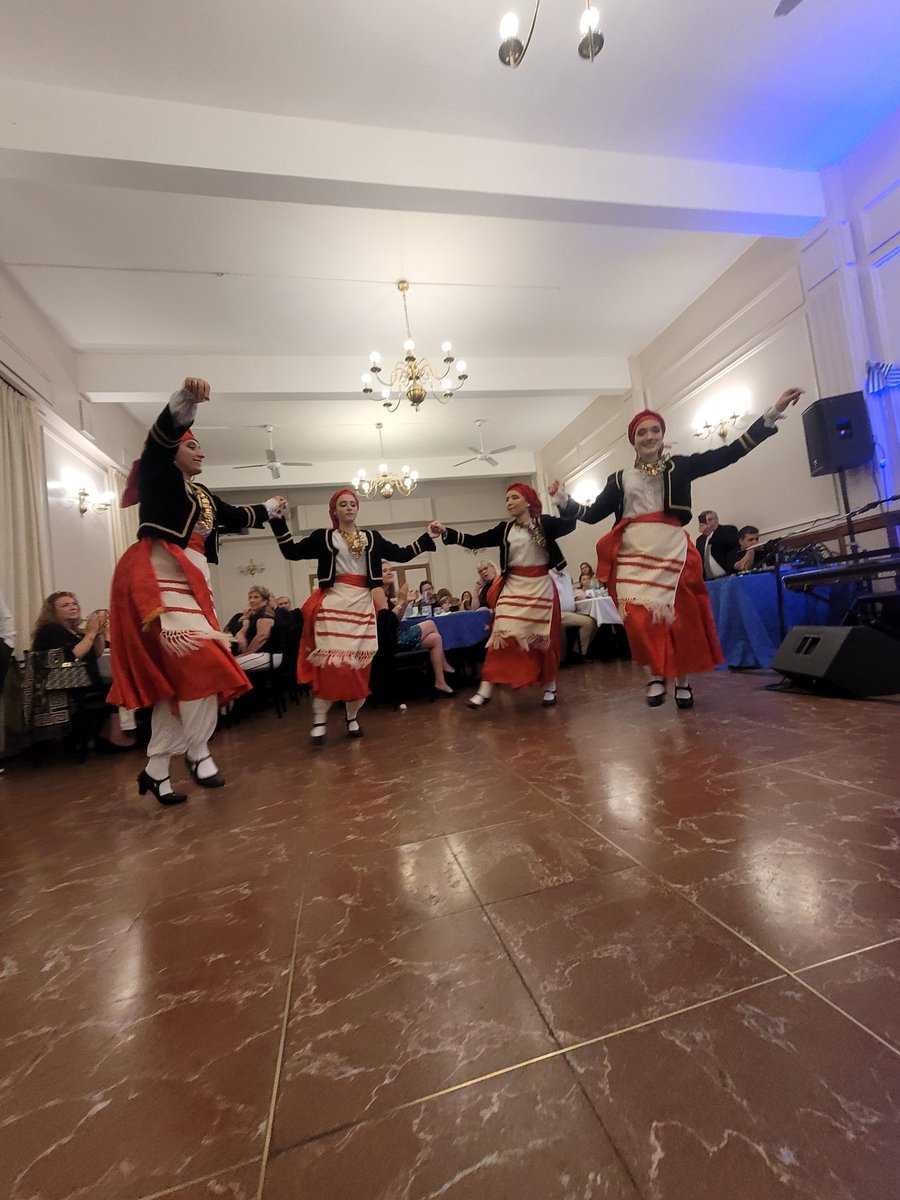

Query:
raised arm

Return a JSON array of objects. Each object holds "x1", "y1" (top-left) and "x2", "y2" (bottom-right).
[
  {"x1": 213, "y1": 492, "x2": 272, "y2": 533},
  {"x1": 550, "y1": 476, "x2": 620, "y2": 526},
  {"x1": 682, "y1": 388, "x2": 804, "y2": 481},
  {"x1": 268, "y1": 514, "x2": 323, "y2": 562},
  {"x1": 436, "y1": 522, "x2": 506, "y2": 551},
  {"x1": 374, "y1": 530, "x2": 436, "y2": 564}
]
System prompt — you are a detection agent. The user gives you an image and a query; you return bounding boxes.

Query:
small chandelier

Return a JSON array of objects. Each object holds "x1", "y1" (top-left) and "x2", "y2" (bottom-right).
[
  {"x1": 499, "y1": 2, "x2": 604, "y2": 69},
  {"x1": 352, "y1": 423, "x2": 419, "y2": 500},
  {"x1": 361, "y1": 280, "x2": 468, "y2": 413}
]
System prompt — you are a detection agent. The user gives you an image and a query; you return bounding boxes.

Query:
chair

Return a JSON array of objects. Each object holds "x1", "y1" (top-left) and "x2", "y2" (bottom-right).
[
  {"x1": 561, "y1": 624, "x2": 585, "y2": 665},
  {"x1": 229, "y1": 653, "x2": 286, "y2": 723}
]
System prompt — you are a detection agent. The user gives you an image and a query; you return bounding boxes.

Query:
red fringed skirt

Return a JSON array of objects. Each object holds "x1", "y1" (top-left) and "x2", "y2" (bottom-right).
[
  {"x1": 108, "y1": 535, "x2": 251, "y2": 710},
  {"x1": 597, "y1": 513, "x2": 723, "y2": 678},
  {"x1": 297, "y1": 574, "x2": 376, "y2": 701},
  {"x1": 481, "y1": 566, "x2": 561, "y2": 689}
]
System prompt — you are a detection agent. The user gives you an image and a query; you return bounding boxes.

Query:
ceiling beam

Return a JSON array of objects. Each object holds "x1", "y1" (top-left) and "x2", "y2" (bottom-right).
[
  {"x1": 77, "y1": 354, "x2": 631, "y2": 397},
  {"x1": 1, "y1": 79, "x2": 824, "y2": 238}
]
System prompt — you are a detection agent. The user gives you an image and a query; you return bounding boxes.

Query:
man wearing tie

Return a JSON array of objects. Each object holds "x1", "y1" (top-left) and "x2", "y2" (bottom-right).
[{"x1": 695, "y1": 511, "x2": 740, "y2": 581}]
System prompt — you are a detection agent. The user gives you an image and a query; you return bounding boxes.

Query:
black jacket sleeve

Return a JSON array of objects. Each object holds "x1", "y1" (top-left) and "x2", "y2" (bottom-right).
[
  {"x1": 212, "y1": 492, "x2": 269, "y2": 533},
  {"x1": 374, "y1": 531, "x2": 436, "y2": 562},
  {"x1": 268, "y1": 517, "x2": 323, "y2": 561},
  {"x1": 559, "y1": 474, "x2": 620, "y2": 525},
  {"x1": 442, "y1": 522, "x2": 506, "y2": 550},
  {"x1": 680, "y1": 415, "x2": 777, "y2": 481},
  {"x1": 541, "y1": 513, "x2": 577, "y2": 539}
]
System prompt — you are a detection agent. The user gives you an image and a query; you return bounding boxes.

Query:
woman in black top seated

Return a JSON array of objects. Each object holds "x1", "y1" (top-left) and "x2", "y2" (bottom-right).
[
  {"x1": 231, "y1": 585, "x2": 283, "y2": 670},
  {"x1": 31, "y1": 591, "x2": 133, "y2": 751}
]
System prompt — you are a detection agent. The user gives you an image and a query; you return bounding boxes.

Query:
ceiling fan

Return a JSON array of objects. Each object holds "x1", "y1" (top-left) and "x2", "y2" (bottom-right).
[
  {"x1": 453, "y1": 420, "x2": 517, "y2": 468},
  {"x1": 232, "y1": 425, "x2": 312, "y2": 480},
  {"x1": 774, "y1": 0, "x2": 805, "y2": 15}
]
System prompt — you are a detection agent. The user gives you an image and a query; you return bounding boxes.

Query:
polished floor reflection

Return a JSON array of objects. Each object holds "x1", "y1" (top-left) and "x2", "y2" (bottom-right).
[{"x1": 2, "y1": 662, "x2": 898, "y2": 1199}]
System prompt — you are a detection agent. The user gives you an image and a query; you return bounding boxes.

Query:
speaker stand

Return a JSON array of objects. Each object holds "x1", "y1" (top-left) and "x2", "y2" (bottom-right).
[{"x1": 837, "y1": 467, "x2": 862, "y2": 558}]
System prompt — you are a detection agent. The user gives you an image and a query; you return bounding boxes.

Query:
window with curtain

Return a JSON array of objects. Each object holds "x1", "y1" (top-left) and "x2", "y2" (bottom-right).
[{"x1": 0, "y1": 378, "x2": 52, "y2": 655}]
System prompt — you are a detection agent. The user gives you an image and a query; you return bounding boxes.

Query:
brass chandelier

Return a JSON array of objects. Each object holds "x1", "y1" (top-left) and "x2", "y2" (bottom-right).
[
  {"x1": 499, "y1": 1, "x2": 604, "y2": 68},
  {"x1": 361, "y1": 280, "x2": 468, "y2": 413},
  {"x1": 352, "y1": 423, "x2": 419, "y2": 500}
]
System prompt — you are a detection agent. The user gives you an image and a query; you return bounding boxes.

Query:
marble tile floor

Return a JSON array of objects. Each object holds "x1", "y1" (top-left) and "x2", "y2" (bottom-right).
[{"x1": 1, "y1": 662, "x2": 898, "y2": 1199}]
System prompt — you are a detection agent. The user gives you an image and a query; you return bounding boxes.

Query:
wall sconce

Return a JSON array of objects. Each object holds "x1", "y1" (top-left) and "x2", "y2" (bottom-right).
[
  {"x1": 693, "y1": 388, "x2": 752, "y2": 442},
  {"x1": 572, "y1": 478, "x2": 599, "y2": 504},
  {"x1": 76, "y1": 487, "x2": 114, "y2": 516},
  {"x1": 48, "y1": 477, "x2": 115, "y2": 516},
  {"x1": 239, "y1": 559, "x2": 266, "y2": 577}
]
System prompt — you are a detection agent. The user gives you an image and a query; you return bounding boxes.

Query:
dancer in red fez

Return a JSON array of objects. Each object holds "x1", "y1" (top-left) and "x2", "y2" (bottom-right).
[
  {"x1": 268, "y1": 489, "x2": 436, "y2": 745},
  {"x1": 551, "y1": 388, "x2": 804, "y2": 708},
  {"x1": 431, "y1": 482, "x2": 576, "y2": 709},
  {"x1": 108, "y1": 378, "x2": 285, "y2": 804}
]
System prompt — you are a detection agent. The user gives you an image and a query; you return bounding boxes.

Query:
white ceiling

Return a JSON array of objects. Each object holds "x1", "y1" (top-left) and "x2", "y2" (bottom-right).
[{"x1": 1, "y1": 0, "x2": 898, "y2": 489}]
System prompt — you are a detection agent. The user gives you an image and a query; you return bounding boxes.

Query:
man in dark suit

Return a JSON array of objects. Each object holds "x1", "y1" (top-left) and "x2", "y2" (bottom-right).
[{"x1": 695, "y1": 511, "x2": 740, "y2": 580}]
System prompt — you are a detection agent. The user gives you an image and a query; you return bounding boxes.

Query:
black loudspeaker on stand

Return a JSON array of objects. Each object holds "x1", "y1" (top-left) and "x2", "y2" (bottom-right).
[
  {"x1": 801, "y1": 392, "x2": 873, "y2": 477},
  {"x1": 772, "y1": 626, "x2": 900, "y2": 697}
]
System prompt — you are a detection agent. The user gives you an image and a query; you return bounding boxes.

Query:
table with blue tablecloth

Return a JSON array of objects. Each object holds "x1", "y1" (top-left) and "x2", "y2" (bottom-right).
[
  {"x1": 400, "y1": 609, "x2": 493, "y2": 650},
  {"x1": 706, "y1": 571, "x2": 856, "y2": 668}
]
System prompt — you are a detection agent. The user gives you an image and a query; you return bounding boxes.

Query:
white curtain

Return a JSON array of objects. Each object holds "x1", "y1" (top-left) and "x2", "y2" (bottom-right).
[
  {"x1": 107, "y1": 465, "x2": 139, "y2": 560},
  {"x1": 0, "y1": 380, "x2": 52, "y2": 654}
]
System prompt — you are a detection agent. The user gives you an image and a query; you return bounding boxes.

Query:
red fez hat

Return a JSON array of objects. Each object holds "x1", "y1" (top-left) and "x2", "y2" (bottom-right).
[
  {"x1": 329, "y1": 487, "x2": 358, "y2": 528},
  {"x1": 627, "y1": 410, "x2": 666, "y2": 445}
]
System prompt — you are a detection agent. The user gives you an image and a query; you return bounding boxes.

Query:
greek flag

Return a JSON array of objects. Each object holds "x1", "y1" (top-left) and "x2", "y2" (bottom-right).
[{"x1": 866, "y1": 361, "x2": 900, "y2": 394}]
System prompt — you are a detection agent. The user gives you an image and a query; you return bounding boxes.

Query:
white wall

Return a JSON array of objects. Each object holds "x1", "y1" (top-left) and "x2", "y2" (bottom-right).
[
  {"x1": 538, "y1": 238, "x2": 839, "y2": 546},
  {"x1": 1, "y1": 265, "x2": 145, "y2": 626},
  {"x1": 799, "y1": 106, "x2": 900, "y2": 507},
  {"x1": 0, "y1": 267, "x2": 144, "y2": 472},
  {"x1": 42, "y1": 426, "x2": 118, "y2": 613}
]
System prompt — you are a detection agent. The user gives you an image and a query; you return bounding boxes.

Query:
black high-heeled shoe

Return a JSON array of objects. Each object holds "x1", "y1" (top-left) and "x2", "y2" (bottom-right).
[
  {"x1": 185, "y1": 754, "x2": 226, "y2": 788},
  {"x1": 137, "y1": 770, "x2": 187, "y2": 806}
]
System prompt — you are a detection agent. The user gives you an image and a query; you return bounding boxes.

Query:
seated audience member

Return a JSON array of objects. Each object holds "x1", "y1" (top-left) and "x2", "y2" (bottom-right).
[
  {"x1": 578, "y1": 569, "x2": 596, "y2": 592},
  {"x1": 232, "y1": 586, "x2": 283, "y2": 670},
  {"x1": 579, "y1": 562, "x2": 595, "y2": 583},
  {"x1": 383, "y1": 566, "x2": 455, "y2": 695},
  {"x1": 435, "y1": 588, "x2": 457, "y2": 613},
  {"x1": 415, "y1": 580, "x2": 438, "y2": 614},
  {"x1": 31, "y1": 591, "x2": 133, "y2": 751},
  {"x1": 459, "y1": 590, "x2": 474, "y2": 612},
  {"x1": 695, "y1": 510, "x2": 740, "y2": 580},
  {"x1": 474, "y1": 561, "x2": 499, "y2": 609},
  {"x1": 272, "y1": 595, "x2": 303, "y2": 636},
  {"x1": 551, "y1": 567, "x2": 597, "y2": 658},
  {"x1": 727, "y1": 526, "x2": 762, "y2": 574}
]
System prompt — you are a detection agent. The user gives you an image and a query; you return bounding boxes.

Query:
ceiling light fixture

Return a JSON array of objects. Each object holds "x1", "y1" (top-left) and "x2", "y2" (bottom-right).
[
  {"x1": 352, "y1": 423, "x2": 419, "y2": 500},
  {"x1": 498, "y1": 2, "x2": 604, "y2": 68},
  {"x1": 361, "y1": 280, "x2": 468, "y2": 413}
]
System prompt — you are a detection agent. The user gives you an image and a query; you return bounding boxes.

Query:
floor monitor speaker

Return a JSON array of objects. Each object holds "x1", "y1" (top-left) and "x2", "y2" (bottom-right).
[
  {"x1": 801, "y1": 392, "x2": 873, "y2": 476},
  {"x1": 772, "y1": 625, "x2": 900, "y2": 697}
]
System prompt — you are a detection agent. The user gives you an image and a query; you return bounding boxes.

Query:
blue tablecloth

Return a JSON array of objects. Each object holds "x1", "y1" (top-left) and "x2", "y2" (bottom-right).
[
  {"x1": 706, "y1": 571, "x2": 856, "y2": 668},
  {"x1": 400, "y1": 610, "x2": 492, "y2": 650}
]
